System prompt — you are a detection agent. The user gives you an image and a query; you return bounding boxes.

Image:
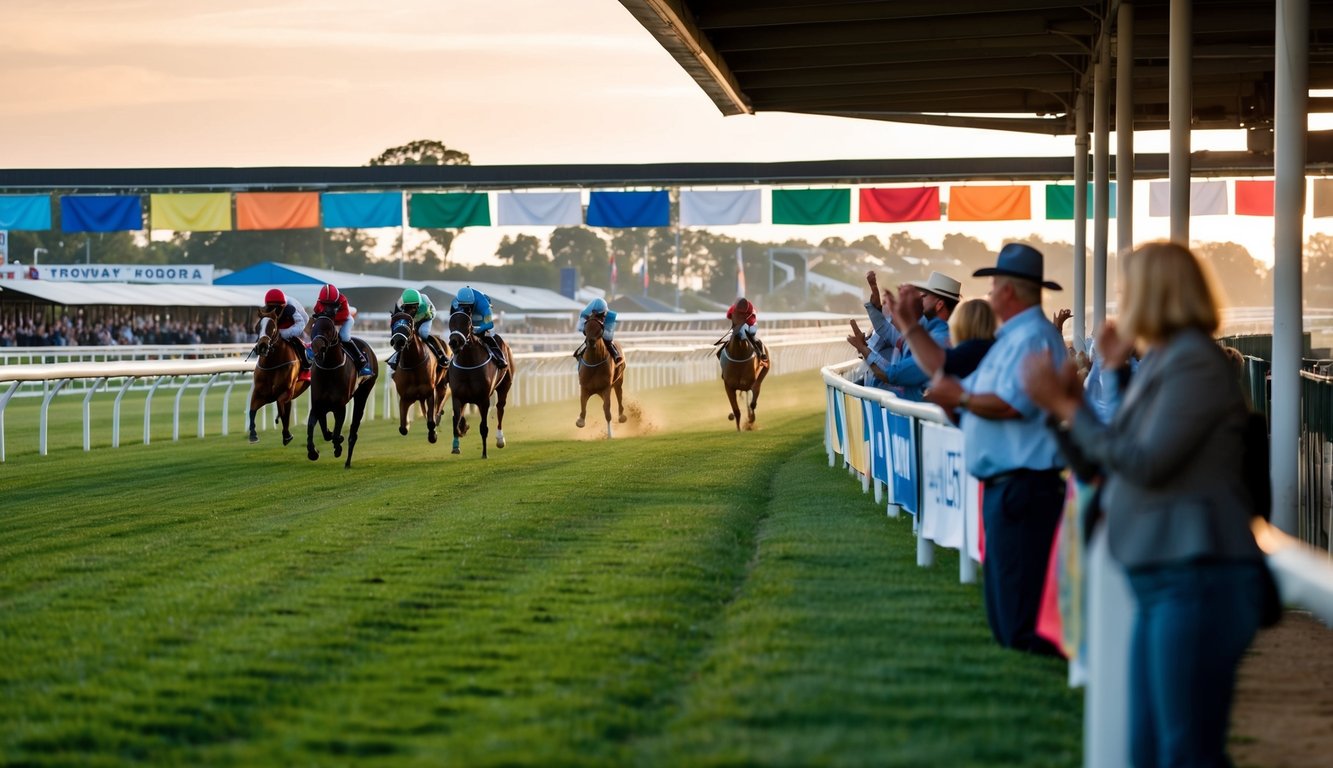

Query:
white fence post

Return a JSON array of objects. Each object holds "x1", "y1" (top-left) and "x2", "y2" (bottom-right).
[
  {"x1": 83, "y1": 377, "x2": 107, "y2": 451},
  {"x1": 39, "y1": 379, "x2": 70, "y2": 456},
  {"x1": 198, "y1": 373, "x2": 220, "y2": 438},
  {"x1": 0, "y1": 381, "x2": 20, "y2": 462}
]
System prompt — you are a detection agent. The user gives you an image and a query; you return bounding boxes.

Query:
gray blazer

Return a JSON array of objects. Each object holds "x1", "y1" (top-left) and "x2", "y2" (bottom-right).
[{"x1": 1069, "y1": 328, "x2": 1262, "y2": 569}]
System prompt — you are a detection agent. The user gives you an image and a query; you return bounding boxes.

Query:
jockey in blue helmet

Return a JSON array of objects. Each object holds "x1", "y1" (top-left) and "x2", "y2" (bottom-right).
[
  {"x1": 451, "y1": 286, "x2": 507, "y2": 368},
  {"x1": 575, "y1": 296, "x2": 621, "y2": 363}
]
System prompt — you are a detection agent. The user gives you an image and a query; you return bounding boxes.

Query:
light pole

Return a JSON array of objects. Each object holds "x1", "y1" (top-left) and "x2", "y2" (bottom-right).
[{"x1": 33, "y1": 247, "x2": 47, "y2": 266}]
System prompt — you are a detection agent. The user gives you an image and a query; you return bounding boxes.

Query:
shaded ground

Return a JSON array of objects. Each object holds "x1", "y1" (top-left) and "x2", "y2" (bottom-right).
[{"x1": 1232, "y1": 611, "x2": 1333, "y2": 768}]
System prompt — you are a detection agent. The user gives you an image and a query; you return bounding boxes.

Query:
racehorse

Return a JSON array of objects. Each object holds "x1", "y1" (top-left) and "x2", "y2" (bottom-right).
[
  {"x1": 575, "y1": 313, "x2": 627, "y2": 438},
  {"x1": 306, "y1": 315, "x2": 378, "y2": 467},
  {"x1": 717, "y1": 298, "x2": 770, "y2": 431},
  {"x1": 248, "y1": 314, "x2": 309, "y2": 445},
  {"x1": 388, "y1": 310, "x2": 449, "y2": 444},
  {"x1": 445, "y1": 310, "x2": 513, "y2": 458}
]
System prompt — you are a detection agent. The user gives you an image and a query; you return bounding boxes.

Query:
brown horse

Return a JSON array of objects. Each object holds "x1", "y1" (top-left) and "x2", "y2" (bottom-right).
[
  {"x1": 445, "y1": 310, "x2": 513, "y2": 458},
  {"x1": 718, "y1": 298, "x2": 770, "y2": 431},
  {"x1": 248, "y1": 314, "x2": 309, "y2": 445},
  {"x1": 306, "y1": 315, "x2": 378, "y2": 468},
  {"x1": 389, "y1": 310, "x2": 449, "y2": 444},
  {"x1": 576, "y1": 313, "x2": 627, "y2": 438}
]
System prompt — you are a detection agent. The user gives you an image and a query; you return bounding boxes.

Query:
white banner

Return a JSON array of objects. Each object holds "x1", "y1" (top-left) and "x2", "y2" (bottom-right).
[
  {"x1": 0, "y1": 231, "x2": 7, "y2": 265},
  {"x1": 919, "y1": 421, "x2": 981, "y2": 554},
  {"x1": 32, "y1": 264, "x2": 214, "y2": 284}
]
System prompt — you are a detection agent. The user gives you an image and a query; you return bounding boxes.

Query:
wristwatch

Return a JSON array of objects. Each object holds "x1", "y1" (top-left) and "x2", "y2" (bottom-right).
[{"x1": 958, "y1": 391, "x2": 972, "y2": 411}]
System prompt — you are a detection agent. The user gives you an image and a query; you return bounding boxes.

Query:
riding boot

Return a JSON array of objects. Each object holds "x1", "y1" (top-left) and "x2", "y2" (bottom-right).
[
  {"x1": 288, "y1": 337, "x2": 310, "y2": 369},
  {"x1": 606, "y1": 339, "x2": 622, "y2": 363},
  {"x1": 752, "y1": 337, "x2": 768, "y2": 362},
  {"x1": 345, "y1": 340, "x2": 372, "y2": 376},
  {"x1": 485, "y1": 334, "x2": 507, "y2": 368},
  {"x1": 573, "y1": 342, "x2": 586, "y2": 359},
  {"x1": 427, "y1": 336, "x2": 446, "y2": 366}
]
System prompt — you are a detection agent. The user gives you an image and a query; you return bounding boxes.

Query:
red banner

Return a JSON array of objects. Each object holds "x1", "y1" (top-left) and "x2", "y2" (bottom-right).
[{"x1": 859, "y1": 187, "x2": 940, "y2": 222}]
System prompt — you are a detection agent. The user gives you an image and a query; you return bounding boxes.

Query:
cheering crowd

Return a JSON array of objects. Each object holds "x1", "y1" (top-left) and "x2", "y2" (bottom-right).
[{"x1": 0, "y1": 313, "x2": 252, "y2": 347}]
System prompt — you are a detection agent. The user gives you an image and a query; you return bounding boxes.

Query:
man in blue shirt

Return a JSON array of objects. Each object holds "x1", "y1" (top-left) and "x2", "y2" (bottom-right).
[
  {"x1": 921, "y1": 243, "x2": 1067, "y2": 654},
  {"x1": 847, "y1": 271, "x2": 960, "y2": 401}
]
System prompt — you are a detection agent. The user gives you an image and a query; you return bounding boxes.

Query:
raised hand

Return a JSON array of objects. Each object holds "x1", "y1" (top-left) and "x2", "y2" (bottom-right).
[
  {"x1": 1053, "y1": 308, "x2": 1072, "y2": 333},
  {"x1": 888, "y1": 285, "x2": 916, "y2": 332},
  {"x1": 865, "y1": 271, "x2": 882, "y2": 311},
  {"x1": 1097, "y1": 319, "x2": 1136, "y2": 369}
]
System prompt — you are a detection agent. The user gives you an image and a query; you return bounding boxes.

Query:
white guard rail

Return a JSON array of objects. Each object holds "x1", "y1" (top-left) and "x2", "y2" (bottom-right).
[
  {"x1": 0, "y1": 335, "x2": 848, "y2": 461},
  {"x1": 822, "y1": 358, "x2": 1333, "y2": 768}
]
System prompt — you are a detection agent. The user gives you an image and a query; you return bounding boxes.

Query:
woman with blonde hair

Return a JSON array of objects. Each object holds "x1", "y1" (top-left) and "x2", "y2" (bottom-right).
[
  {"x1": 1023, "y1": 241, "x2": 1264, "y2": 768},
  {"x1": 891, "y1": 296, "x2": 997, "y2": 380}
]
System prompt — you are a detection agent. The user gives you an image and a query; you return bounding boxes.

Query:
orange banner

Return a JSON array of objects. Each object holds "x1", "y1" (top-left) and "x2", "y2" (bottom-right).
[
  {"x1": 236, "y1": 192, "x2": 320, "y2": 230},
  {"x1": 948, "y1": 185, "x2": 1032, "y2": 221}
]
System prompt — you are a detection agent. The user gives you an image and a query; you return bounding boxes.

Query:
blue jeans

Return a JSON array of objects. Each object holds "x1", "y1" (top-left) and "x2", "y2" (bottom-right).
[{"x1": 1126, "y1": 560, "x2": 1264, "y2": 768}]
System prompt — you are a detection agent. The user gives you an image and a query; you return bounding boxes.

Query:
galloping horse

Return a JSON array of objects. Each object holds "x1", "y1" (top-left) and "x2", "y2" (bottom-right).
[
  {"x1": 388, "y1": 310, "x2": 449, "y2": 443},
  {"x1": 306, "y1": 315, "x2": 378, "y2": 467},
  {"x1": 575, "y1": 313, "x2": 627, "y2": 438},
  {"x1": 445, "y1": 310, "x2": 513, "y2": 458},
  {"x1": 248, "y1": 314, "x2": 309, "y2": 445},
  {"x1": 717, "y1": 298, "x2": 770, "y2": 431}
]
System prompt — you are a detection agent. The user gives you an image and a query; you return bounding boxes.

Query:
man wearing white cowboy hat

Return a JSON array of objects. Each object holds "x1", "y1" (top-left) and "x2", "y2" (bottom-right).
[
  {"x1": 847, "y1": 270, "x2": 961, "y2": 401},
  {"x1": 921, "y1": 242, "x2": 1068, "y2": 655}
]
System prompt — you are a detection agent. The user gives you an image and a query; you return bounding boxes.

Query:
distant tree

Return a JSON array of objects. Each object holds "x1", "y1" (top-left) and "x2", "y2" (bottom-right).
[
  {"x1": 1195, "y1": 241, "x2": 1271, "y2": 307},
  {"x1": 549, "y1": 227, "x2": 609, "y2": 289},
  {"x1": 495, "y1": 234, "x2": 548, "y2": 266},
  {"x1": 368, "y1": 140, "x2": 471, "y2": 266}
]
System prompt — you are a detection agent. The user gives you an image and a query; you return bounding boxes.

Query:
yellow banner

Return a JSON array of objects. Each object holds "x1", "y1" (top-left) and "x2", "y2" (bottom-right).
[
  {"x1": 842, "y1": 392, "x2": 869, "y2": 475},
  {"x1": 150, "y1": 193, "x2": 232, "y2": 231}
]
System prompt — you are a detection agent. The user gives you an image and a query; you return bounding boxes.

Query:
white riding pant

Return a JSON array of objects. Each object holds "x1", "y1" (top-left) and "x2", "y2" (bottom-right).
[
  {"x1": 278, "y1": 325, "x2": 305, "y2": 341},
  {"x1": 416, "y1": 318, "x2": 434, "y2": 339},
  {"x1": 338, "y1": 316, "x2": 353, "y2": 342}
]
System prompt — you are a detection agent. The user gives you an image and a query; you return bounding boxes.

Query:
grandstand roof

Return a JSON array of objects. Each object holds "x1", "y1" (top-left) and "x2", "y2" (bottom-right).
[
  {"x1": 618, "y1": 0, "x2": 1333, "y2": 137},
  {"x1": 0, "y1": 281, "x2": 260, "y2": 308},
  {"x1": 420, "y1": 281, "x2": 584, "y2": 313}
]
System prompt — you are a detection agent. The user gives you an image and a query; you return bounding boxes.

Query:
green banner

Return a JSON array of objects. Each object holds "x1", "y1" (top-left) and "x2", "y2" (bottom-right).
[
  {"x1": 408, "y1": 192, "x2": 490, "y2": 228},
  {"x1": 772, "y1": 188, "x2": 851, "y2": 225},
  {"x1": 1045, "y1": 183, "x2": 1116, "y2": 220}
]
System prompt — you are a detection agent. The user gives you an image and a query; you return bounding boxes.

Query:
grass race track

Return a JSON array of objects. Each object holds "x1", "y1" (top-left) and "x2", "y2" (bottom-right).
[{"x1": 1, "y1": 369, "x2": 1081, "y2": 767}]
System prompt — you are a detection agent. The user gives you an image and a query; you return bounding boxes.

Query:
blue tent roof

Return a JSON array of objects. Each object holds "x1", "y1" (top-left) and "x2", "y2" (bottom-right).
[{"x1": 214, "y1": 262, "x2": 323, "y2": 286}]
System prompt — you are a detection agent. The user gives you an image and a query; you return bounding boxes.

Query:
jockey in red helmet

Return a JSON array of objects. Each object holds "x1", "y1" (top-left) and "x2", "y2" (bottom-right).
[
  {"x1": 261, "y1": 288, "x2": 312, "y2": 371},
  {"x1": 309, "y1": 283, "x2": 372, "y2": 376},
  {"x1": 723, "y1": 297, "x2": 768, "y2": 362}
]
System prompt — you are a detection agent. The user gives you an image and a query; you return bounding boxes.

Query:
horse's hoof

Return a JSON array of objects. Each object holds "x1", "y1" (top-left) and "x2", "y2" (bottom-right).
[
  {"x1": 399, "y1": 426, "x2": 408, "y2": 436},
  {"x1": 576, "y1": 418, "x2": 585, "y2": 428},
  {"x1": 496, "y1": 437, "x2": 505, "y2": 449},
  {"x1": 308, "y1": 450, "x2": 319, "y2": 461},
  {"x1": 334, "y1": 446, "x2": 343, "y2": 458},
  {"x1": 618, "y1": 415, "x2": 627, "y2": 423},
  {"x1": 248, "y1": 434, "x2": 259, "y2": 444},
  {"x1": 728, "y1": 413, "x2": 736, "y2": 421},
  {"x1": 282, "y1": 434, "x2": 293, "y2": 446},
  {"x1": 428, "y1": 432, "x2": 437, "y2": 444},
  {"x1": 451, "y1": 447, "x2": 461, "y2": 455}
]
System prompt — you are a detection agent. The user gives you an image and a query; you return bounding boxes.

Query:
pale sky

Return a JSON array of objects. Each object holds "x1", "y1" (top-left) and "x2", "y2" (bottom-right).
[{"x1": 1, "y1": 0, "x2": 1329, "y2": 269}]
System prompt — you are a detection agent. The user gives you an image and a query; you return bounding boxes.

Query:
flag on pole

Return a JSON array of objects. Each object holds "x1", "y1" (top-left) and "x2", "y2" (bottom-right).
[
  {"x1": 609, "y1": 254, "x2": 618, "y2": 295},
  {"x1": 736, "y1": 246, "x2": 746, "y2": 297},
  {"x1": 642, "y1": 253, "x2": 649, "y2": 295}
]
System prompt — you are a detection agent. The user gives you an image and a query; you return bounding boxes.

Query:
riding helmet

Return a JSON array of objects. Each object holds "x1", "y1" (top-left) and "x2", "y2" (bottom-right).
[
  {"x1": 456, "y1": 286, "x2": 476, "y2": 305},
  {"x1": 587, "y1": 297, "x2": 608, "y2": 314},
  {"x1": 264, "y1": 288, "x2": 286, "y2": 306},
  {"x1": 401, "y1": 288, "x2": 421, "y2": 307},
  {"x1": 319, "y1": 284, "x2": 341, "y2": 303}
]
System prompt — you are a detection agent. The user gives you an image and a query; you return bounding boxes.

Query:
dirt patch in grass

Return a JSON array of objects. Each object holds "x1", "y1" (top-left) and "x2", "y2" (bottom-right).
[{"x1": 1231, "y1": 611, "x2": 1333, "y2": 768}]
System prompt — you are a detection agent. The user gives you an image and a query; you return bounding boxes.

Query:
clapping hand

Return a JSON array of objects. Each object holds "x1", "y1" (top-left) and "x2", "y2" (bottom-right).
[
  {"x1": 846, "y1": 319, "x2": 870, "y2": 356},
  {"x1": 1022, "y1": 350, "x2": 1081, "y2": 418},
  {"x1": 866, "y1": 271, "x2": 882, "y2": 311},
  {"x1": 888, "y1": 285, "x2": 917, "y2": 332},
  {"x1": 1053, "y1": 308, "x2": 1073, "y2": 333},
  {"x1": 1097, "y1": 320, "x2": 1136, "y2": 369}
]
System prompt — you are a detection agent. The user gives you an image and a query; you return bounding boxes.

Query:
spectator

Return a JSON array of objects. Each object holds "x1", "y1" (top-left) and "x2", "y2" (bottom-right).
[
  {"x1": 1022, "y1": 240, "x2": 1265, "y2": 768},
  {"x1": 916, "y1": 242, "x2": 1068, "y2": 654},
  {"x1": 847, "y1": 271, "x2": 960, "y2": 400},
  {"x1": 891, "y1": 295, "x2": 996, "y2": 382}
]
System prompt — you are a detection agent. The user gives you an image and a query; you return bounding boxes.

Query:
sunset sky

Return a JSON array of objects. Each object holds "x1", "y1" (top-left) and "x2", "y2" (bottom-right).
[{"x1": 1, "y1": 0, "x2": 1327, "y2": 270}]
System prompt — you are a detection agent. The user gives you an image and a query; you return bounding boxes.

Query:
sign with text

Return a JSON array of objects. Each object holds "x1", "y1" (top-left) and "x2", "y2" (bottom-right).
[
  {"x1": 0, "y1": 231, "x2": 7, "y2": 265},
  {"x1": 29, "y1": 264, "x2": 214, "y2": 284},
  {"x1": 887, "y1": 411, "x2": 916, "y2": 514},
  {"x1": 919, "y1": 421, "x2": 981, "y2": 553}
]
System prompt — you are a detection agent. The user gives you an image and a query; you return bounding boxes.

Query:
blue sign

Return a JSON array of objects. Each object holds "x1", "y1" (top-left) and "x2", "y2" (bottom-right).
[
  {"x1": 869, "y1": 402, "x2": 889, "y2": 483},
  {"x1": 560, "y1": 267, "x2": 578, "y2": 299},
  {"x1": 888, "y1": 412, "x2": 917, "y2": 514}
]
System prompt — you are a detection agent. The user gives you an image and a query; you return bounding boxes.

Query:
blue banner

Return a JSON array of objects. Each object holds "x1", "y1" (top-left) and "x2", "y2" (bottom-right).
[
  {"x1": 888, "y1": 412, "x2": 917, "y2": 514},
  {"x1": 60, "y1": 195, "x2": 143, "y2": 232},
  {"x1": 832, "y1": 389, "x2": 845, "y2": 455},
  {"x1": 586, "y1": 190, "x2": 669, "y2": 228},
  {"x1": 869, "y1": 402, "x2": 889, "y2": 483},
  {"x1": 0, "y1": 195, "x2": 51, "y2": 230},
  {"x1": 321, "y1": 192, "x2": 403, "y2": 228}
]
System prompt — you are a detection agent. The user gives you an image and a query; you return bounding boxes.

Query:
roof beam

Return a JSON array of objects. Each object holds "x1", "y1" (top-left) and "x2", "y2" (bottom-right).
[
  {"x1": 726, "y1": 35, "x2": 1090, "y2": 72},
  {"x1": 709, "y1": 14, "x2": 1096, "y2": 51},
  {"x1": 616, "y1": 0, "x2": 752, "y2": 115},
  {"x1": 696, "y1": 0, "x2": 1099, "y2": 30}
]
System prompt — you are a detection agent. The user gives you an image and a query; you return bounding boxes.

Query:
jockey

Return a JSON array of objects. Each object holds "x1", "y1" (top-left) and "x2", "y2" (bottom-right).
[
  {"x1": 725, "y1": 297, "x2": 768, "y2": 363},
  {"x1": 260, "y1": 288, "x2": 311, "y2": 372},
  {"x1": 574, "y1": 296, "x2": 621, "y2": 363},
  {"x1": 387, "y1": 288, "x2": 446, "y2": 370},
  {"x1": 309, "y1": 283, "x2": 373, "y2": 376},
  {"x1": 451, "y1": 285, "x2": 507, "y2": 368}
]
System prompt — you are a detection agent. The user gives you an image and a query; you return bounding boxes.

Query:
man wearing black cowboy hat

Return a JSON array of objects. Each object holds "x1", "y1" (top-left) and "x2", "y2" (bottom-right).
[{"x1": 922, "y1": 242, "x2": 1068, "y2": 655}]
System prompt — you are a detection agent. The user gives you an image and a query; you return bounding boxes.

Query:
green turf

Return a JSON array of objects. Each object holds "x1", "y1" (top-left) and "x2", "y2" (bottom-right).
[{"x1": 0, "y1": 370, "x2": 1081, "y2": 766}]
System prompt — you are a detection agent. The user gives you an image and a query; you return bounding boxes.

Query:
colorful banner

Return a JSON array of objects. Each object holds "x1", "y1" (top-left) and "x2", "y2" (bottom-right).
[
  {"x1": 1234, "y1": 180, "x2": 1276, "y2": 216},
  {"x1": 496, "y1": 192, "x2": 582, "y2": 226},
  {"x1": 0, "y1": 231, "x2": 7, "y2": 264},
  {"x1": 888, "y1": 411, "x2": 916, "y2": 514},
  {"x1": 772, "y1": 188, "x2": 851, "y2": 225},
  {"x1": 321, "y1": 192, "x2": 403, "y2": 228},
  {"x1": 947, "y1": 185, "x2": 1031, "y2": 221},
  {"x1": 1044, "y1": 183, "x2": 1116, "y2": 219},
  {"x1": 859, "y1": 187, "x2": 939, "y2": 222},
  {"x1": 409, "y1": 192, "x2": 490, "y2": 228},
  {"x1": 236, "y1": 192, "x2": 320, "y2": 230},
  {"x1": 919, "y1": 421, "x2": 979, "y2": 551},
  {"x1": 61, "y1": 195, "x2": 143, "y2": 232},
  {"x1": 149, "y1": 193, "x2": 231, "y2": 231},
  {"x1": 1147, "y1": 180, "x2": 1228, "y2": 216},
  {"x1": 33, "y1": 263, "x2": 213, "y2": 284},
  {"x1": 587, "y1": 190, "x2": 670, "y2": 228},
  {"x1": 869, "y1": 401, "x2": 889, "y2": 483},
  {"x1": 0, "y1": 195, "x2": 52, "y2": 230},
  {"x1": 841, "y1": 392, "x2": 868, "y2": 475},
  {"x1": 679, "y1": 189, "x2": 762, "y2": 226}
]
